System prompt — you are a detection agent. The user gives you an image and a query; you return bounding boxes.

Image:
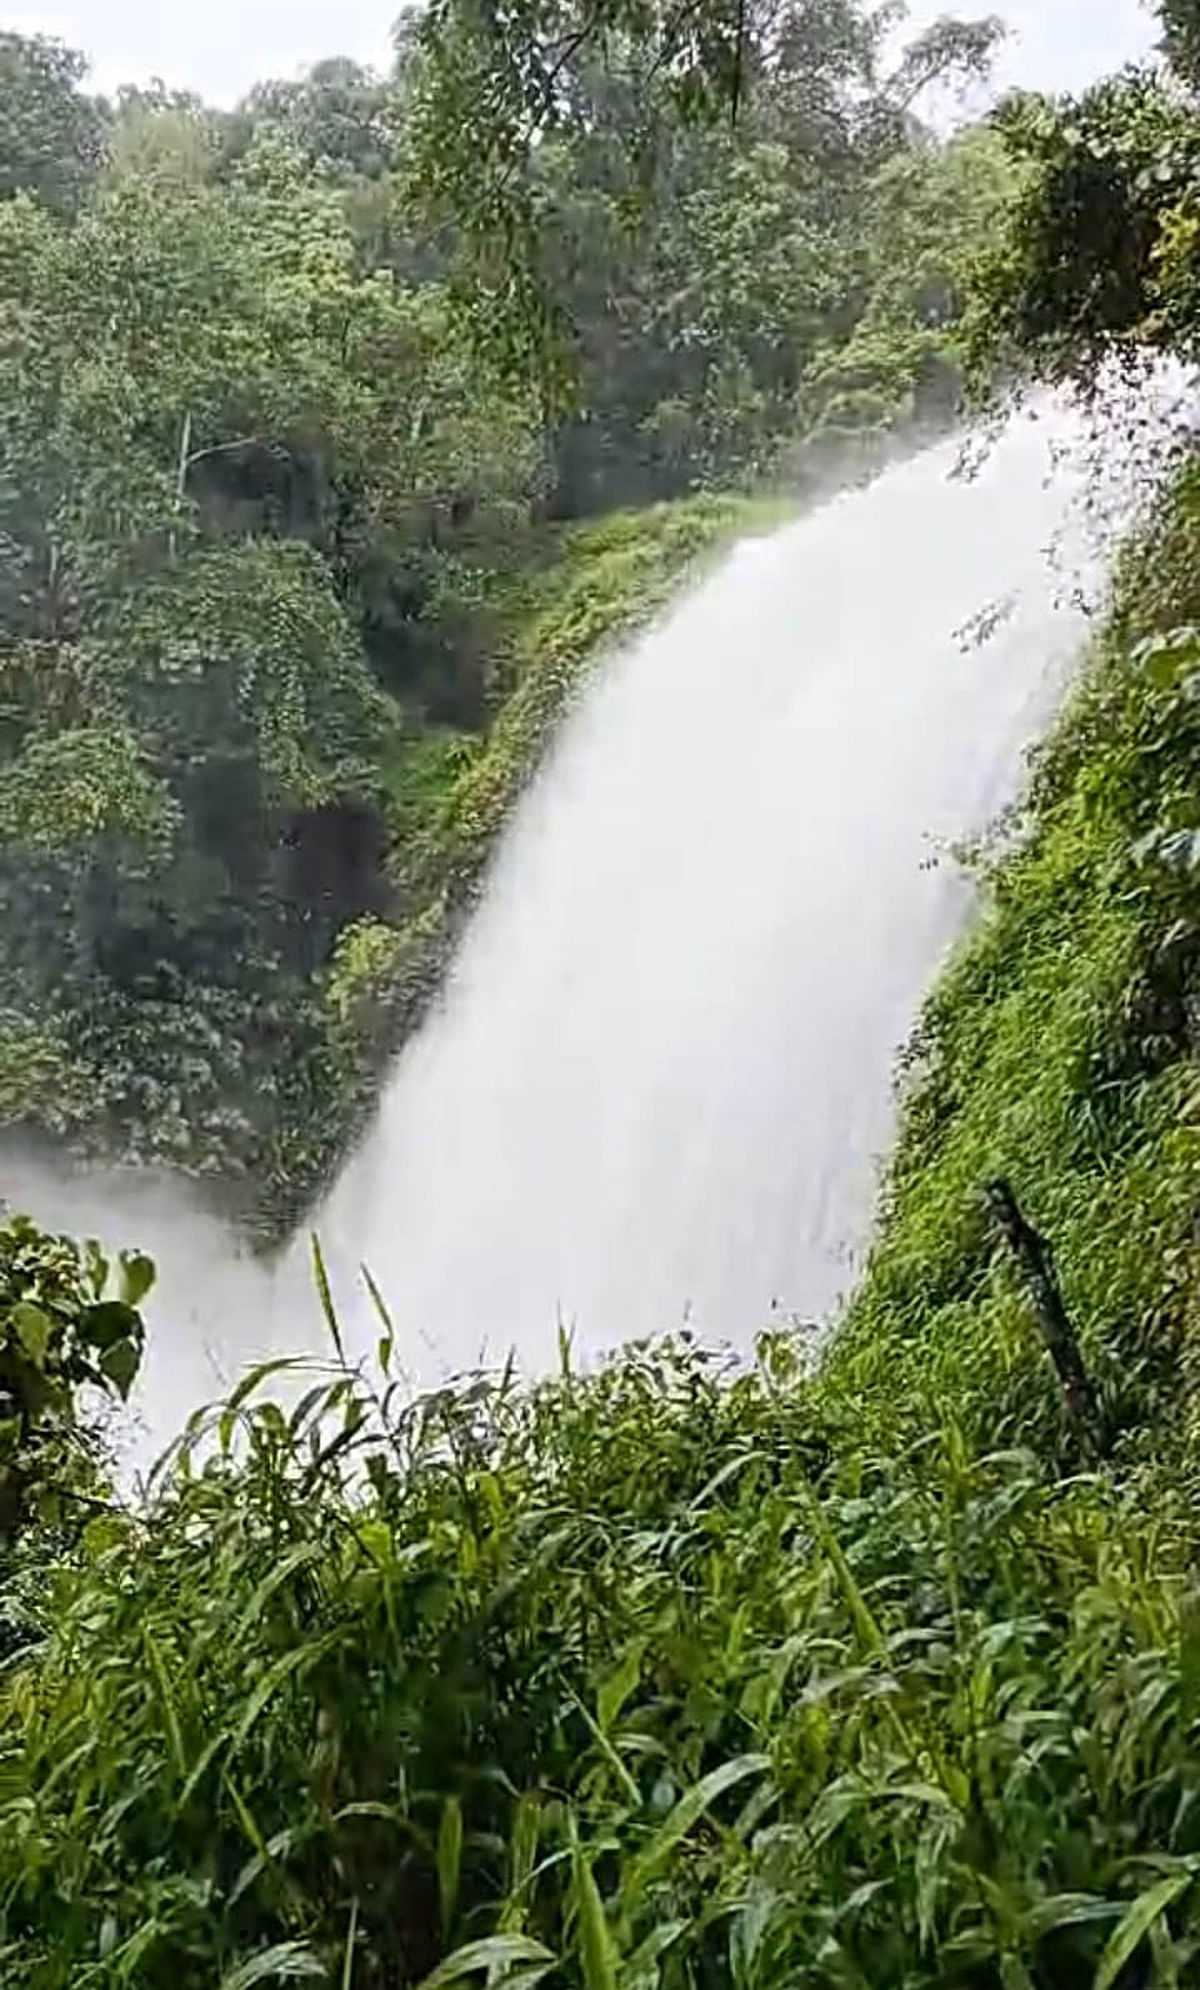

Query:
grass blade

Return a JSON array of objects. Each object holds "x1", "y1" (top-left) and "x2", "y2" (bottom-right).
[
  {"x1": 231, "y1": 1634, "x2": 340, "y2": 1758},
  {"x1": 438, "y1": 1795, "x2": 463, "y2": 1942},
  {"x1": 341, "y1": 1897, "x2": 359, "y2": 1990},
  {"x1": 570, "y1": 1816, "x2": 618, "y2": 1990},
  {"x1": 218, "y1": 1943, "x2": 326, "y2": 1989},
  {"x1": 311, "y1": 1234, "x2": 346, "y2": 1368},
  {"x1": 142, "y1": 1628, "x2": 185, "y2": 1776},
  {"x1": 1095, "y1": 1874, "x2": 1191, "y2": 1990},
  {"x1": 625, "y1": 1753, "x2": 770, "y2": 1895},
  {"x1": 416, "y1": 1935, "x2": 556, "y2": 1990}
]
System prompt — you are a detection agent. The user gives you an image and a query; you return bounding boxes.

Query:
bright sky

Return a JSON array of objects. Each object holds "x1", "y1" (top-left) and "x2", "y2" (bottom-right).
[{"x1": 2, "y1": 0, "x2": 1160, "y2": 105}]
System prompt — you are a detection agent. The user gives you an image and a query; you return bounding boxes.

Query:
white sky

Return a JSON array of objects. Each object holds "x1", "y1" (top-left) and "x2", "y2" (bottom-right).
[{"x1": 1, "y1": 0, "x2": 1160, "y2": 106}]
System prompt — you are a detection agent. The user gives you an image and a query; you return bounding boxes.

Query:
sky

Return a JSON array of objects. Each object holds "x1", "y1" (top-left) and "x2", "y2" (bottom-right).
[{"x1": 2, "y1": 0, "x2": 1160, "y2": 106}]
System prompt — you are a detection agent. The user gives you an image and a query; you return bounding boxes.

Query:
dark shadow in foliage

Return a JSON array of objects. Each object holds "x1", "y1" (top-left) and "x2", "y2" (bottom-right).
[
  {"x1": 188, "y1": 438, "x2": 334, "y2": 544},
  {"x1": 278, "y1": 801, "x2": 393, "y2": 970}
]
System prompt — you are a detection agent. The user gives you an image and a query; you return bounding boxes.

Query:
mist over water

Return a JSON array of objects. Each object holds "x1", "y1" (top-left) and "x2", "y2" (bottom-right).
[{"x1": 2, "y1": 402, "x2": 1152, "y2": 1454}]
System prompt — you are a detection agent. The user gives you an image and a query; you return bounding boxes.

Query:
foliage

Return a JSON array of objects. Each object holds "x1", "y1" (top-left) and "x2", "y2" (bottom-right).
[
  {"x1": 832, "y1": 454, "x2": 1200, "y2": 1463},
  {"x1": 965, "y1": 0, "x2": 1200, "y2": 394},
  {"x1": 1160, "y1": 0, "x2": 1200, "y2": 88},
  {"x1": 1, "y1": 1233, "x2": 1199, "y2": 1985},
  {"x1": 404, "y1": 0, "x2": 1005, "y2": 385},
  {"x1": 0, "y1": 52, "x2": 538, "y2": 1213},
  {"x1": 0, "y1": 17, "x2": 1020, "y2": 1226},
  {"x1": 12, "y1": 17, "x2": 1200, "y2": 1984},
  {"x1": 970, "y1": 75, "x2": 1200, "y2": 387},
  {"x1": 808, "y1": 126, "x2": 1018, "y2": 444},
  {"x1": 223, "y1": 60, "x2": 400, "y2": 181},
  {"x1": 0, "y1": 33, "x2": 105, "y2": 215},
  {"x1": 0, "y1": 1213, "x2": 148, "y2": 1550},
  {"x1": 912, "y1": 0, "x2": 1200, "y2": 1467}
]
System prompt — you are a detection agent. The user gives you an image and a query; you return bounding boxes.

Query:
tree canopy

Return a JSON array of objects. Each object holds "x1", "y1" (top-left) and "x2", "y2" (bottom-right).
[
  {"x1": 0, "y1": 15, "x2": 1018, "y2": 1226},
  {"x1": 966, "y1": 0, "x2": 1200, "y2": 393}
]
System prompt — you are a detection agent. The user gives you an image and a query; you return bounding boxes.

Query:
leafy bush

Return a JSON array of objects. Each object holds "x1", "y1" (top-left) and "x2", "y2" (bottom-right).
[{"x1": 0, "y1": 1213, "x2": 148, "y2": 1546}]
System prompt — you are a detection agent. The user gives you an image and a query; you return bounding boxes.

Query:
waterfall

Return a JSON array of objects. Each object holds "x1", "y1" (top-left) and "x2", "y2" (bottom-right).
[
  {"x1": 309, "y1": 408, "x2": 1104, "y2": 1376},
  {"x1": 3, "y1": 402, "x2": 1146, "y2": 1455}
]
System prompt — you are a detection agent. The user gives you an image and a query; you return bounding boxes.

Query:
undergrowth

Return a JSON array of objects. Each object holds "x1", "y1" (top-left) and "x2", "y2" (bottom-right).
[
  {"x1": 837, "y1": 449, "x2": 1200, "y2": 1463},
  {"x1": 7, "y1": 476, "x2": 1200, "y2": 1985}
]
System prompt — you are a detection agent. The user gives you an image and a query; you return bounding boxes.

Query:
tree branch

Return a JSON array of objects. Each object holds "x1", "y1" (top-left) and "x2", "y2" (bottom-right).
[{"x1": 985, "y1": 1177, "x2": 1102, "y2": 1446}]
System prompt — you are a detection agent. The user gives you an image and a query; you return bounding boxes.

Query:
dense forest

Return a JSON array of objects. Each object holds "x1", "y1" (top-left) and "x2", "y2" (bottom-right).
[
  {"x1": 0, "y1": 9, "x2": 1012, "y2": 1229},
  {"x1": 13, "y1": 1, "x2": 1200, "y2": 1988}
]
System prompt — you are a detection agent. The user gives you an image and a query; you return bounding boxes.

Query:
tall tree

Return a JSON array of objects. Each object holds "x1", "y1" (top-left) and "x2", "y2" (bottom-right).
[{"x1": 0, "y1": 32, "x2": 105, "y2": 213}]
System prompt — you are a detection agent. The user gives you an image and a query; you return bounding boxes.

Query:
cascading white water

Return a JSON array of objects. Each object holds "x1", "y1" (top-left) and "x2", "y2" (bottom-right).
[
  {"x1": 309, "y1": 406, "x2": 1108, "y2": 1375},
  {"x1": 5, "y1": 400, "x2": 1148, "y2": 1455}
]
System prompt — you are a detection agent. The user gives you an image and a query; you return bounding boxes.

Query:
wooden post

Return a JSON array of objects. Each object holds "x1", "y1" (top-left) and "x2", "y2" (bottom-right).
[{"x1": 985, "y1": 1178, "x2": 1101, "y2": 1444}]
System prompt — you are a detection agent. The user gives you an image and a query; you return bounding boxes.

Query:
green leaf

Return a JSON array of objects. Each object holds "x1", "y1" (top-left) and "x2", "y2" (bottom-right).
[
  {"x1": 361, "y1": 1262, "x2": 395, "y2": 1343},
  {"x1": 176, "y1": 1727, "x2": 229, "y2": 1812},
  {"x1": 438, "y1": 1795, "x2": 463, "y2": 1942},
  {"x1": 570, "y1": 1691, "x2": 641, "y2": 1805},
  {"x1": 598, "y1": 1640, "x2": 644, "y2": 1732},
  {"x1": 1023, "y1": 1895, "x2": 1120, "y2": 1940},
  {"x1": 1181, "y1": 1589, "x2": 1200, "y2": 1723},
  {"x1": 232, "y1": 1542, "x2": 323, "y2": 1645},
  {"x1": 571, "y1": 1819, "x2": 618, "y2": 1990},
  {"x1": 415, "y1": 1934, "x2": 556, "y2": 1990},
  {"x1": 490, "y1": 1970, "x2": 555, "y2": 1990},
  {"x1": 806, "y1": 1490, "x2": 884, "y2": 1654},
  {"x1": 143, "y1": 1627, "x2": 185, "y2": 1775},
  {"x1": 341, "y1": 1897, "x2": 359, "y2": 1990},
  {"x1": 227, "y1": 1356, "x2": 313, "y2": 1415},
  {"x1": 82, "y1": 1300, "x2": 140, "y2": 1352},
  {"x1": 99, "y1": 1336, "x2": 140, "y2": 1399},
  {"x1": 1095, "y1": 1874, "x2": 1192, "y2": 1990},
  {"x1": 310, "y1": 1233, "x2": 346, "y2": 1367},
  {"x1": 230, "y1": 1633, "x2": 341, "y2": 1758},
  {"x1": 502, "y1": 1793, "x2": 542, "y2": 1931},
  {"x1": 1131, "y1": 625, "x2": 1200, "y2": 686},
  {"x1": 218, "y1": 1943, "x2": 327, "y2": 1989},
  {"x1": 11, "y1": 1299, "x2": 50, "y2": 1368},
  {"x1": 625, "y1": 1753, "x2": 770, "y2": 1894},
  {"x1": 118, "y1": 1250, "x2": 155, "y2": 1307},
  {"x1": 625, "y1": 1920, "x2": 687, "y2": 1985},
  {"x1": 84, "y1": 1238, "x2": 109, "y2": 1298}
]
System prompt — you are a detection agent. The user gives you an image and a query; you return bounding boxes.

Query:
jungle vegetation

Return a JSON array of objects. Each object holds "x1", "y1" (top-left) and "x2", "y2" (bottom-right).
[{"x1": 10, "y1": 3, "x2": 1200, "y2": 1987}]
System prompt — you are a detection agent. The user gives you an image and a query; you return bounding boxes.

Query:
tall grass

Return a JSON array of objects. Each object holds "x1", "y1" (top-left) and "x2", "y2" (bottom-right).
[{"x1": 2, "y1": 1313, "x2": 1199, "y2": 1988}]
